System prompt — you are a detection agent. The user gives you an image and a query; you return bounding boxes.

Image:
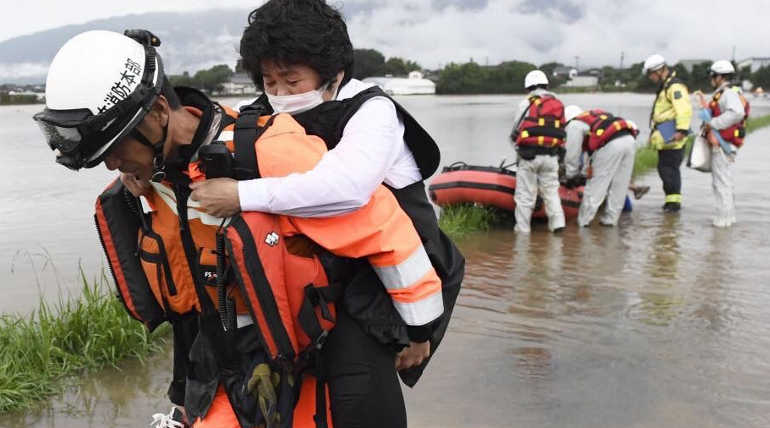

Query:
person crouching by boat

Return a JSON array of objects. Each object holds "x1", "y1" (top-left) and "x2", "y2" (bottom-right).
[
  {"x1": 509, "y1": 70, "x2": 566, "y2": 233},
  {"x1": 699, "y1": 60, "x2": 750, "y2": 227},
  {"x1": 563, "y1": 106, "x2": 639, "y2": 227}
]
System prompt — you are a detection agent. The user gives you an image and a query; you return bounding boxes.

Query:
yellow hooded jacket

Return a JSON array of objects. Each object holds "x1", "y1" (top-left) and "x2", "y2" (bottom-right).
[{"x1": 649, "y1": 72, "x2": 692, "y2": 150}]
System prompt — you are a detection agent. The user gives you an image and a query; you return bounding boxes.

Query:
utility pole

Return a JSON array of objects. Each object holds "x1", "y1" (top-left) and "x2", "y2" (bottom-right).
[
  {"x1": 731, "y1": 45, "x2": 736, "y2": 63},
  {"x1": 620, "y1": 51, "x2": 625, "y2": 70},
  {"x1": 575, "y1": 56, "x2": 580, "y2": 71}
]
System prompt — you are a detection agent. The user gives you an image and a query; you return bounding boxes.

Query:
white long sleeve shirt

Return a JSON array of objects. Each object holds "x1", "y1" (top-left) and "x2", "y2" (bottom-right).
[
  {"x1": 709, "y1": 83, "x2": 745, "y2": 131},
  {"x1": 564, "y1": 119, "x2": 591, "y2": 179},
  {"x1": 237, "y1": 79, "x2": 422, "y2": 217}
]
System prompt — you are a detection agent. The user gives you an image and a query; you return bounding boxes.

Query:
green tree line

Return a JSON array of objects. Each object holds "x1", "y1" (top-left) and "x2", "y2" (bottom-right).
[
  {"x1": 169, "y1": 51, "x2": 770, "y2": 96},
  {"x1": 168, "y1": 64, "x2": 234, "y2": 94}
]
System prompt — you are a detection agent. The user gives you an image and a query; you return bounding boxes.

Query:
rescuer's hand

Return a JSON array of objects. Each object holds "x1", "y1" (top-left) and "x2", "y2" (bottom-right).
[
  {"x1": 120, "y1": 173, "x2": 151, "y2": 197},
  {"x1": 672, "y1": 131, "x2": 686, "y2": 142},
  {"x1": 395, "y1": 341, "x2": 431, "y2": 370},
  {"x1": 189, "y1": 178, "x2": 241, "y2": 217}
]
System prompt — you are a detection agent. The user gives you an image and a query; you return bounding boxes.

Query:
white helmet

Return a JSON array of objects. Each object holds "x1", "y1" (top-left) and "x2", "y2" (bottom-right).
[
  {"x1": 710, "y1": 60, "x2": 735, "y2": 75},
  {"x1": 642, "y1": 54, "x2": 666, "y2": 74},
  {"x1": 34, "y1": 30, "x2": 164, "y2": 170},
  {"x1": 564, "y1": 105, "x2": 583, "y2": 122},
  {"x1": 524, "y1": 70, "x2": 549, "y2": 89}
]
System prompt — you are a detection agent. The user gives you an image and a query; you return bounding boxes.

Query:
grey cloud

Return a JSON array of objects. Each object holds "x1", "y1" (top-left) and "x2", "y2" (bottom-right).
[
  {"x1": 431, "y1": 0, "x2": 489, "y2": 11},
  {"x1": 517, "y1": 0, "x2": 584, "y2": 24}
]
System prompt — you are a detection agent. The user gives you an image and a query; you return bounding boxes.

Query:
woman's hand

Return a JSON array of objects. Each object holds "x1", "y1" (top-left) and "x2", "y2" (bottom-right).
[
  {"x1": 395, "y1": 341, "x2": 431, "y2": 370},
  {"x1": 189, "y1": 178, "x2": 241, "y2": 217}
]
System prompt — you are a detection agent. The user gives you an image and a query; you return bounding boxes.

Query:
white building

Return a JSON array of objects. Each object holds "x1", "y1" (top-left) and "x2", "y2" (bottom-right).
[
  {"x1": 363, "y1": 71, "x2": 436, "y2": 95},
  {"x1": 220, "y1": 72, "x2": 257, "y2": 96},
  {"x1": 737, "y1": 57, "x2": 770, "y2": 73},
  {"x1": 562, "y1": 75, "x2": 599, "y2": 88}
]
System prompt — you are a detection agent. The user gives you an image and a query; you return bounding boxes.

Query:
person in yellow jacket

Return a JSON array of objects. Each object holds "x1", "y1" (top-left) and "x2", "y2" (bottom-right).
[
  {"x1": 34, "y1": 29, "x2": 443, "y2": 428},
  {"x1": 643, "y1": 54, "x2": 693, "y2": 212}
]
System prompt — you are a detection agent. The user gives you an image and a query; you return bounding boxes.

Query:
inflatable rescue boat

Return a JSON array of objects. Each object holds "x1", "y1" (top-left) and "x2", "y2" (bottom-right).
[{"x1": 428, "y1": 161, "x2": 583, "y2": 219}]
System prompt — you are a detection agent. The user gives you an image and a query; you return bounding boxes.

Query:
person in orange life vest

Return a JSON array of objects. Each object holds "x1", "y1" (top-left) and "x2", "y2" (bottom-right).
[
  {"x1": 699, "y1": 60, "x2": 749, "y2": 227},
  {"x1": 35, "y1": 30, "x2": 443, "y2": 428},
  {"x1": 182, "y1": 2, "x2": 465, "y2": 427},
  {"x1": 563, "y1": 106, "x2": 638, "y2": 227},
  {"x1": 508, "y1": 70, "x2": 566, "y2": 233}
]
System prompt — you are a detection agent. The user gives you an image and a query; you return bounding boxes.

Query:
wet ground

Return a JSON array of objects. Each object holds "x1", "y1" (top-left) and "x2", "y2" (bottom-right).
[{"x1": 2, "y1": 95, "x2": 770, "y2": 427}]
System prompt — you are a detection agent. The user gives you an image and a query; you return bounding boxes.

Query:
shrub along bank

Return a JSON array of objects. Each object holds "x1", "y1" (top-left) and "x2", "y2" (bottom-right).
[{"x1": 0, "y1": 271, "x2": 169, "y2": 413}]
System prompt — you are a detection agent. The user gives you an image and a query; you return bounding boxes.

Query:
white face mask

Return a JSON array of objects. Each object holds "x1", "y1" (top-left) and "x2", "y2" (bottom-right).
[{"x1": 266, "y1": 82, "x2": 336, "y2": 115}]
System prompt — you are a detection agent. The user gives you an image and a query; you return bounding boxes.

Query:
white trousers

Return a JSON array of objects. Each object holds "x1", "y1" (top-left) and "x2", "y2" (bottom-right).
[
  {"x1": 515, "y1": 154, "x2": 565, "y2": 233},
  {"x1": 578, "y1": 135, "x2": 636, "y2": 227},
  {"x1": 711, "y1": 146, "x2": 736, "y2": 227}
]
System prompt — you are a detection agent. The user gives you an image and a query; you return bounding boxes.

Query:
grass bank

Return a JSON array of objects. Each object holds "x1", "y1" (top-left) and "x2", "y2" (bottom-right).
[
  {"x1": 438, "y1": 113, "x2": 770, "y2": 239},
  {"x1": 0, "y1": 271, "x2": 169, "y2": 413}
]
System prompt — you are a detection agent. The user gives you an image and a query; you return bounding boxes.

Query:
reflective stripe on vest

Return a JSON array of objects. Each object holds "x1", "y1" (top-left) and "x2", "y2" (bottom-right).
[
  {"x1": 574, "y1": 109, "x2": 638, "y2": 152},
  {"x1": 515, "y1": 95, "x2": 566, "y2": 148}
]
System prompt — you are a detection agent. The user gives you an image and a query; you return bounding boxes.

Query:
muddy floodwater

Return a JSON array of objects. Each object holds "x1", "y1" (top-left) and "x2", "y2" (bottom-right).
[{"x1": 2, "y1": 94, "x2": 770, "y2": 427}]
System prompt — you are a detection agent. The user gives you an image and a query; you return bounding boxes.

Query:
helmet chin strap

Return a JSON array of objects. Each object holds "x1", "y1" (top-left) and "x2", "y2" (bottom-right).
[{"x1": 131, "y1": 124, "x2": 168, "y2": 182}]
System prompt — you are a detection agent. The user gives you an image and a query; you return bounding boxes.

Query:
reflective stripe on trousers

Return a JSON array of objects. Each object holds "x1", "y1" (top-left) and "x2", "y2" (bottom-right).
[
  {"x1": 514, "y1": 154, "x2": 565, "y2": 233},
  {"x1": 578, "y1": 135, "x2": 636, "y2": 226},
  {"x1": 711, "y1": 145, "x2": 736, "y2": 226}
]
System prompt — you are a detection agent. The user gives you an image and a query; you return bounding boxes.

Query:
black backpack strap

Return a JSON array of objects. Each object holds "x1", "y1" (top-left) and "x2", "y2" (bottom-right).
[{"x1": 232, "y1": 108, "x2": 277, "y2": 180}]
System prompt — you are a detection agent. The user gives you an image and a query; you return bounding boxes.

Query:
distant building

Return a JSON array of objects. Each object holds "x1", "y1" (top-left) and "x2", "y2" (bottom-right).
[
  {"x1": 677, "y1": 59, "x2": 711, "y2": 73},
  {"x1": 553, "y1": 66, "x2": 578, "y2": 79},
  {"x1": 362, "y1": 71, "x2": 435, "y2": 95},
  {"x1": 562, "y1": 75, "x2": 599, "y2": 88},
  {"x1": 220, "y1": 72, "x2": 257, "y2": 96},
  {"x1": 737, "y1": 57, "x2": 770, "y2": 73}
]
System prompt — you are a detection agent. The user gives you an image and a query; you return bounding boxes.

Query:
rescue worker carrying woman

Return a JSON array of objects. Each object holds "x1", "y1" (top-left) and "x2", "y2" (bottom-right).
[
  {"x1": 34, "y1": 28, "x2": 451, "y2": 428},
  {"x1": 643, "y1": 54, "x2": 693, "y2": 212},
  {"x1": 563, "y1": 106, "x2": 639, "y2": 227},
  {"x1": 697, "y1": 60, "x2": 750, "y2": 227},
  {"x1": 509, "y1": 70, "x2": 566, "y2": 233},
  {"x1": 186, "y1": 2, "x2": 465, "y2": 427}
]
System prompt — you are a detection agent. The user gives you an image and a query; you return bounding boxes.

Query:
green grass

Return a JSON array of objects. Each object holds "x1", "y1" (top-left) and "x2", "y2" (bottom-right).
[
  {"x1": 438, "y1": 204, "x2": 508, "y2": 240},
  {"x1": 633, "y1": 113, "x2": 770, "y2": 176},
  {"x1": 0, "y1": 270, "x2": 169, "y2": 413}
]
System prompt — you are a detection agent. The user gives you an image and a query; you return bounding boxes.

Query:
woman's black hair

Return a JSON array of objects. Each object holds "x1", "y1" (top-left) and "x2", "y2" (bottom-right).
[
  {"x1": 160, "y1": 76, "x2": 182, "y2": 109},
  {"x1": 240, "y1": 0, "x2": 354, "y2": 91}
]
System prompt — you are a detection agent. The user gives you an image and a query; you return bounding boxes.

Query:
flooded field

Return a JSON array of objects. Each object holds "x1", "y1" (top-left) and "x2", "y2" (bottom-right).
[{"x1": 2, "y1": 94, "x2": 770, "y2": 427}]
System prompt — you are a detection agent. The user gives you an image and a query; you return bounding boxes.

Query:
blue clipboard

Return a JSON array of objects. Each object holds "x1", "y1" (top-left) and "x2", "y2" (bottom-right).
[{"x1": 655, "y1": 120, "x2": 677, "y2": 143}]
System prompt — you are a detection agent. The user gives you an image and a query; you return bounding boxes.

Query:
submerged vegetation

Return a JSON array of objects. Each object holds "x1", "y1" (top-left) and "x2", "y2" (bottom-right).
[
  {"x1": 438, "y1": 204, "x2": 506, "y2": 240},
  {"x1": 439, "y1": 113, "x2": 770, "y2": 237},
  {"x1": 0, "y1": 271, "x2": 168, "y2": 413}
]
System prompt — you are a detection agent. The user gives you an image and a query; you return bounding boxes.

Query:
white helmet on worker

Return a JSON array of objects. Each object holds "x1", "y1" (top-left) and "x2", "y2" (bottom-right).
[
  {"x1": 710, "y1": 60, "x2": 735, "y2": 76},
  {"x1": 524, "y1": 70, "x2": 549, "y2": 90},
  {"x1": 642, "y1": 54, "x2": 666, "y2": 74},
  {"x1": 564, "y1": 105, "x2": 583, "y2": 122},
  {"x1": 33, "y1": 30, "x2": 165, "y2": 170}
]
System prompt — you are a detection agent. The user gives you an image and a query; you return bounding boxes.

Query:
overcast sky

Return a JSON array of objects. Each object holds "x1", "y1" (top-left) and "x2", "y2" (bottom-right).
[{"x1": 1, "y1": 0, "x2": 768, "y2": 68}]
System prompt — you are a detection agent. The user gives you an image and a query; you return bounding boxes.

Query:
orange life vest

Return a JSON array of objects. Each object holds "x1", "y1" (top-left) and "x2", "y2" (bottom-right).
[
  {"x1": 572, "y1": 109, "x2": 639, "y2": 153},
  {"x1": 514, "y1": 95, "x2": 566, "y2": 148},
  {"x1": 709, "y1": 86, "x2": 750, "y2": 147}
]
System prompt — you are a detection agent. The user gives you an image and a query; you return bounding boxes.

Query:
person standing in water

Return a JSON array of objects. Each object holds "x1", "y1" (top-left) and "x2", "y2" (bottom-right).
[
  {"x1": 509, "y1": 70, "x2": 566, "y2": 233},
  {"x1": 697, "y1": 60, "x2": 750, "y2": 227},
  {"x1": 643, "y1": 54, "x2": 693, "y2": 213}
]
